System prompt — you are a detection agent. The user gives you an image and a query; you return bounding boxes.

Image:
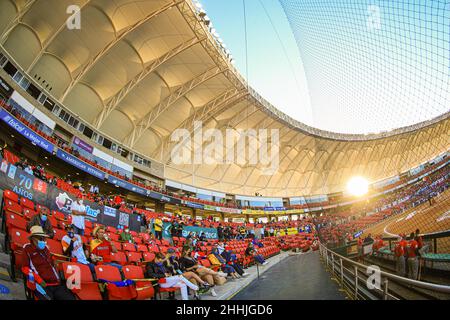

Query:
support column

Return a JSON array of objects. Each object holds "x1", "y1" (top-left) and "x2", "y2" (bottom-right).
[{"x1": 155, "y1": 201, "x2": 165, "y2": 213}]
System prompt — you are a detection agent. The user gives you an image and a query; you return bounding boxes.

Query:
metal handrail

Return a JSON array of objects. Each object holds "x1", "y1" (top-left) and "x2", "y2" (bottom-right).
[{"x1": 319, "y1": 243, "x2": 450, "y2": 297}]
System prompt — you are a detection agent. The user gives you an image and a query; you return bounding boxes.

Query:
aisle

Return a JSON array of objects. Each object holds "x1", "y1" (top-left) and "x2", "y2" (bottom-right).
[{"x1": 232, "y1": 251, "x2": 346, "y2": 300}]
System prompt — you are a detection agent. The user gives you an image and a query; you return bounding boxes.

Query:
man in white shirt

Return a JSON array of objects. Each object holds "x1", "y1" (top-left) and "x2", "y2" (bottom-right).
[
  {"x1": 61, "y1": 225, "x2": 95, "y2": 275},
  {"x1": 70, "y1": 195, "x2": 87, "y2": 236}
]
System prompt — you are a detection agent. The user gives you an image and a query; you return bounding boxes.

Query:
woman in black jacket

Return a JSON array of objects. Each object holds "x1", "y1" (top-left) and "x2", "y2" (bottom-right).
[{"x1": 144, "y1": 253, "x2": 201, "y2": 300}]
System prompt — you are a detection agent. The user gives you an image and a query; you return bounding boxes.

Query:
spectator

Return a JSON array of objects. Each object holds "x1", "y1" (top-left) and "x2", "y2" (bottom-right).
[
  {"x1": 22, "y1": 226, "x2": 76, "y2": 300},
  {"x1": 144, "y1": 253, "x2": 200, "y2": 300},
  {"x1": 406, "y1": 232, "x2": 419, "y2": 280},
  {"x1": 70, "y1": 195, "x2": 87, "y2": 236},
  {"x1": 394, "y1": 234, "x2": 407, "y2": 277},
  {"x1": 245, "y1": 242, "x2": 267, "y2": 265},
  {"x1": 89, "y1": 226, "x2": 121, "y2": 270},
  {"x1": 61, "y1": 224, "x2": 95, "y2": 275},
  {"x1": 26, "y1": 207, "x2": 54, "y2": 238},
  {"x1": 119, "y1": 227, "x2": 134, "y2": 244},
  {"x1": 153, "y1": 216, "x2": 163, "y2": 240}
]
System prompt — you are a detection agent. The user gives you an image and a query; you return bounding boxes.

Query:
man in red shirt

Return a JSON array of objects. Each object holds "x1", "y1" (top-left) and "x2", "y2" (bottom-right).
[
  {"x1": 89, "y1": 226, "x2": 121, "y2": 270},
  {"x1": 22, "y1": 226, "x2": 76, "y2": 300},
  {"x1": 394, "y1": 234, "x2": 407, "y2": 277},
  {"x1": 407, "y1": 232, "x2": 419, "y2": 280}
]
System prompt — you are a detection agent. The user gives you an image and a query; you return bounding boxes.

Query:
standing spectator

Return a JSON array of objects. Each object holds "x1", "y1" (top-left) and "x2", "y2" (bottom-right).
[
  {"x1": 153, "y1": 216, "x2": 163, "y2": 240},
  {"x1": 217, "y1": 224, "x2": 224, "y2": 241},
  {"x1": 22, "y1": 226, "x2": 76, "y2": 300},
  {"x1": 394, "y1": 234, "x2": 407, "y2": 277},
  {"x1": 26, "y1": 207, "x2": 54, "y2": 238},
  {"x1": 70, "y1": 195, "x2": 87, "y2": 236},
  {"x1": 406, "y1": 232, "x2": 419, "y2": 280}
]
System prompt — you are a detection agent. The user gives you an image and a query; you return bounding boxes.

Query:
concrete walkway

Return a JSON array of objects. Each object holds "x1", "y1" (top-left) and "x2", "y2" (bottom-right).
[
  {"x1": 201, "y1": 251, "x2": 292, "y2": 300},
  {"x1": 231, "y1": 251, "x2": 346, "y2": 300}
]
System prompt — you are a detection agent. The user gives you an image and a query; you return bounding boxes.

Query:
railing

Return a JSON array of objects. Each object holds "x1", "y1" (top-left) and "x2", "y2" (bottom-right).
[{"x1": 319, "y1": 243, "x2": 450, "y2": 300}]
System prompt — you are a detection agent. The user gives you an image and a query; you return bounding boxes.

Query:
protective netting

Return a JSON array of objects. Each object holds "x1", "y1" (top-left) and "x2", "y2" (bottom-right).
[{"x1": 279, "y1": 0, "x2": 449, "y2": 134}]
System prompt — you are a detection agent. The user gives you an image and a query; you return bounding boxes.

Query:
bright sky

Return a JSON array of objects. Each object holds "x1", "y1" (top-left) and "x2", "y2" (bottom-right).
[{"x1": 199, "y1": 0, "x2": 450, "y2": 134}]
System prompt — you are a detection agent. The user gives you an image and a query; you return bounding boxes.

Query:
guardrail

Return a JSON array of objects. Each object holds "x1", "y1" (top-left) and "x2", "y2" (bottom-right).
[{"x1": 319, "y1": 243, "x2": 450, "y2": 300}]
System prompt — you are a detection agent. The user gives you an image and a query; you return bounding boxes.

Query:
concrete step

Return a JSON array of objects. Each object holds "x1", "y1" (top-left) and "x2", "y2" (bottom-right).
[
  {"x1": 0, "y1": 233, "x2": 5, "y2": 253},
  {"x1": 0, "y1": 252, "x2": 11, "y2": 281}
]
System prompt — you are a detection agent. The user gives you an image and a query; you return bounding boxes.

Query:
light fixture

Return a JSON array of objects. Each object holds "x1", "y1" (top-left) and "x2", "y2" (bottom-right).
[{"x1": 347, "y1": 176, "x2": 369, "y2": 197}]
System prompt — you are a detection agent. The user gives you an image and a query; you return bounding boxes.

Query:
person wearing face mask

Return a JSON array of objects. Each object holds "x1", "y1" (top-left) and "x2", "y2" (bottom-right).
[
  {"x1": 70, "y1": 195, "x2": 87, "y2": 236},
  {"x1": 61, "y1": 224, "x2": 95, "y2": 275},
  {"x1": 22, "y1": 226, "x2": 76, "y2": 300},
  {"x1": 27, "y1": 208, "x2": 54, "y2": 238}
]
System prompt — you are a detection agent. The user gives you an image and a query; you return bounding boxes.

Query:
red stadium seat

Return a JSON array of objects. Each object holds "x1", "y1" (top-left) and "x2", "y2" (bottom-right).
[
  {"x1": 20, "y1": 198, "x2": 35, "y2": 210},
  {"x1": 53, "y1": 228, "x2": 66, "y2": 241},
  {"x1": 3, "y1": 190, "x2": 19, "y2": 203},
  {"x1": 3, "y1": 199, "x2": 22, "y2": 215},
  {"x1": 22, "y1": 208, "x2": 37, "y2": 220},
  {"x1": 110, "y1": 251, "x2": 127, "y2": 265},
  {"x1": 62, "y1": 262, "x2": 102, "y2": 300},
  {"x1": 122, "y1": 242, "x2": 136, "y2": 252},
  {"x1": 5, "y1": 213, "x2": 27, "y2": 231},
  {"x1": 46, "y1": 238, "x2": 64, "y2": 256},
  {"x1": 126, "y1": 252, "x2": 142, "y2": 264},
  {"x1": 122, "y1": 265, "x2": 155, "y2": 300},
  {"x1": 95, "y1": 265, "x2": 137, "y2": 300},
  {"x1": 142, "y1": 252, "x2": 155, "y2": 263},
  {"x1": 136, "y1": 244, "x2": 148, "y2": 252}
]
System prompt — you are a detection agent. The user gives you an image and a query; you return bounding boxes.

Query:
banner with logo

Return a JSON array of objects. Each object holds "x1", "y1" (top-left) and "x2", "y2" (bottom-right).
[
  {"x1": 0, "y1": 108, "x2": 54, "y2": 153},
  {"x1": 56, "y1": 149, "x2": 105, "y2": 180},
  {"x1": 108, "y1": 175, "x2": 147, "y2": 196},
  {"x1": 72, "y1": 136, "x2": 94, "y2": 154},
  {"x1": 182, "y1": 200, "x2": 204, "y2": 209},
  {"x1": 147, "y1": 191, "x2": 182, "y2": 205},
  {"x1": 160, "y1": 222, "x2": 218, "y2": 239},
  {"x1": 0, "y1": 158, "x2": 141, "y2": 231}
]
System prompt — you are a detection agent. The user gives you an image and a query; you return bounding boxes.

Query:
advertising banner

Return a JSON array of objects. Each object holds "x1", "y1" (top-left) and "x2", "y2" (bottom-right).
[
  {"x1": 161, "y1": 222, "x2": 217, "y2": 239},
  {"x1": 148, "y1": 191, "x2": 182, "y2": 205},
  {"x1": 72, "y1": 136, "x2": 94, "y2": 154},
  {"x1": 108, "y1": 175, "x2": 147, "y2": 196},
  {"x1": 0, "y1": 108, "x2": 54, "y2": 153},
  {"x1": 56, "y1": 149, "x2": 105, "y2": 180},
  {"x1": 182, "y1": 200, "x2": 204, "y2": 209},
  {"x1": 0, "y1": 159, "x2": 141, "y2": 231}
]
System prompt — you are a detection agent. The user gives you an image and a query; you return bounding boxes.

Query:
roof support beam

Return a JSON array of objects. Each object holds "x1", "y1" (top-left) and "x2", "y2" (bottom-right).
[
  {"x1": 123, "y1": 66, "x2": 228, "y2": 146},
  {"x1": 92, "y1": 36, "x2": 205, "y2": 130},
  {"x1": 161, "y1": 88, "x2": 248, "y2": 163},
  {"x1": 1, "y1": 0, "x2": 37, "y2": 45},
  {"x1": 60, "y1": 0, "x2": 184, "y2": 102},
  {"x1": 26, "y1": 0, "x2": 93, "y2": 73}
]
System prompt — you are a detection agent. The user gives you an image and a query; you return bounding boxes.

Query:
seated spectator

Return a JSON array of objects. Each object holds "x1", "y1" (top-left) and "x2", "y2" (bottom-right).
[
  {"x1": 61, "y1": 224, "x2": 95, "y2": 275},
  {"x1": 89, "y1": 226, "x2": 121, "y2": 270},
  {"x1": 145, "y1": 253, "x2": 202, "y2": 300},
  {"x1": 119, "y1": 227, "x2": 135, "y2": 244},
  {"x1": 26, "y1": 207, "x2": 54, "y2": 238},
  {"x1": 245, "y1": 242, "x2": 267, "y2": 265},
  {"x1": 210, "y1": 247, "x2": 240, "y2": 279},
  {"x1": 216, "y1": 243, "x2": 247, "y2": 277},
  {"x1": 22, "y1": 226, "x2": 76, "y2": 300},
  {"x1": 179, "y1": 249, "x2": 225, "y2": 295},
  {"x1": 165, "y1": 249, "x2": 212, "y2": 291}
]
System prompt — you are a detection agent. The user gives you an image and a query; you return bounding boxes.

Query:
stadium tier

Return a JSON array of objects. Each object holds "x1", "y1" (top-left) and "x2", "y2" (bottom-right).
[{"x1": 0, "y1": 0, "x2": 449, "y2": 303}]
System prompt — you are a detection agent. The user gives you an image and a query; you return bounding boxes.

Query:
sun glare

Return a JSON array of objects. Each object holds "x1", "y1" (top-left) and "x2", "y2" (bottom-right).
[{"x1": 347, "y1": 176, "x2": 369, "y2": 197}]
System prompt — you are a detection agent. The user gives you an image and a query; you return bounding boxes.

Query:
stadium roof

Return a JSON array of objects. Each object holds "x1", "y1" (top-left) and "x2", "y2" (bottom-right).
[{"x1": 0, "y1": 0, "x2": 449, "y2": 197}]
